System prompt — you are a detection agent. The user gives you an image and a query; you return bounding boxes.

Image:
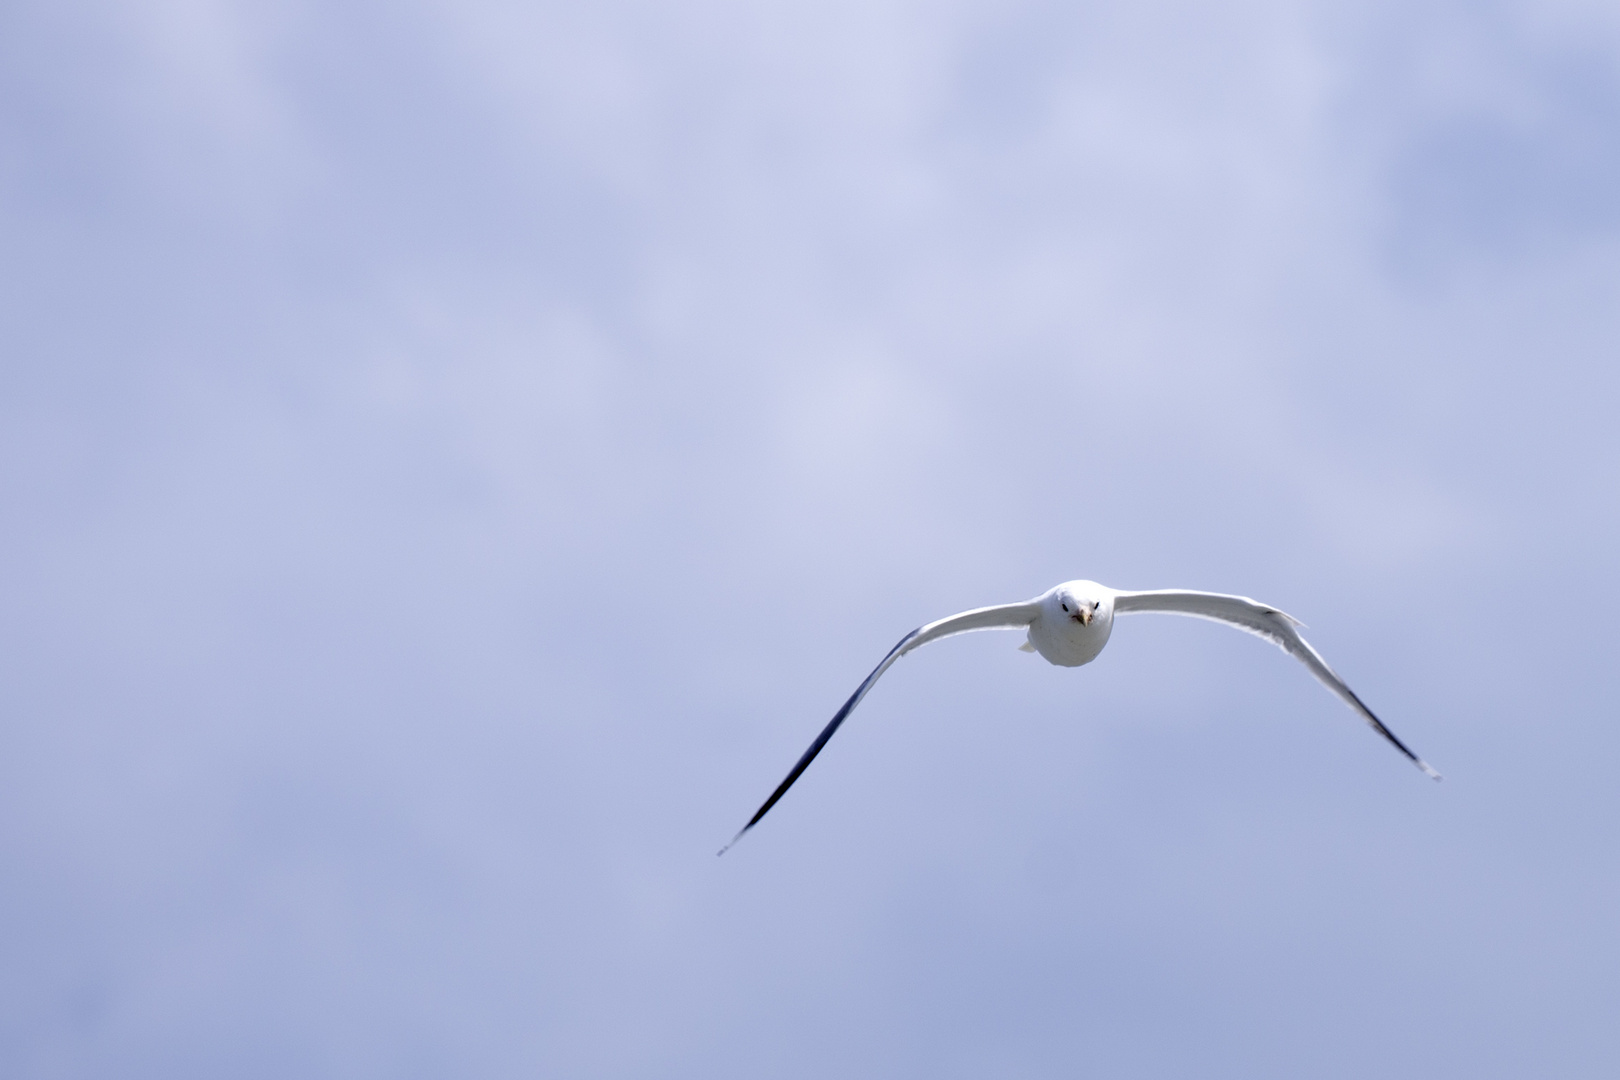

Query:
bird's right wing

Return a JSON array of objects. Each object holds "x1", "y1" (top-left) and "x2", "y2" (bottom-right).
[
  {"x1": 1110, "y1": 588, "x2": 1440, "y2": 779},
  {"x1": 719, "y1": 600, "x2": 1040, "y2": 853}
]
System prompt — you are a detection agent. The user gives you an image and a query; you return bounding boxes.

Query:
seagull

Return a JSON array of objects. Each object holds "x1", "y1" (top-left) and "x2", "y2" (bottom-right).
[{"x1": 720, "y1": 579, "x2": 1439, "y2": 854}]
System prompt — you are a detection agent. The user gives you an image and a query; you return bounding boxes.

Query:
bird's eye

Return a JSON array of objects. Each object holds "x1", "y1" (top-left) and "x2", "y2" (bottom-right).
[{"x1": 1061, "y1": 602, "x2": 1069, "y2": 612}]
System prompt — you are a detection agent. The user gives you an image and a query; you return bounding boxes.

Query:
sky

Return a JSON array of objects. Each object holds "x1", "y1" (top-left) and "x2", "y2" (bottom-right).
[{"x1": 2, "y1": 1, "x2": 1619, "y2": 1077}]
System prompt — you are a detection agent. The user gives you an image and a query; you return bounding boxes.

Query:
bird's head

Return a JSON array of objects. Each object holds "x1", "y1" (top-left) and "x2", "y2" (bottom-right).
[{"x1": 1050, "y1": 581, "x2": 1109, "y2": 626}]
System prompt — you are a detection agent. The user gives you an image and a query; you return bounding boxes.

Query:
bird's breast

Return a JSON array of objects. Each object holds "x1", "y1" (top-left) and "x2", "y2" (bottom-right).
[{"x1": 1029, "y1": 612, "x2": 1113, "y2": 667}]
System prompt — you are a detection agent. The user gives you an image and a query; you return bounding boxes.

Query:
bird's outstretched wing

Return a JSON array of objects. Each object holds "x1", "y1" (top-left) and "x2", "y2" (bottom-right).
[
  {"x1": 719, "y1": 600, "x2": 1040, "y2": 854},
  {"x1": 1110, "y1": 588, "x2": 1440, "y2": 779}
]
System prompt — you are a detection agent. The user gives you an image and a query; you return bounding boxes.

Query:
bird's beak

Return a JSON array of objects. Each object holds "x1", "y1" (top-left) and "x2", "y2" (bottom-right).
[{"x1": 1079, "y1": 607, "x2": 1092, "y2": 626}]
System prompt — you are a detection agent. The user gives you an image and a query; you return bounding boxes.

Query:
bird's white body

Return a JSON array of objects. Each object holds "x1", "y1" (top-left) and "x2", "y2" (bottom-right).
[
  {"x1": 721, "y1": 577, "x2": 1440, "y2": 853},
  {"x1": 1026, "y1": 580, "x2": 1115, "y2": 666}
]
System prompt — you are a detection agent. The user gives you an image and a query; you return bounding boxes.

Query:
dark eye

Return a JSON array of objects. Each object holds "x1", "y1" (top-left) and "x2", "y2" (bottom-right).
[{"x1": 1061, "y1": 602, "x2": 1069, "y2": 612}]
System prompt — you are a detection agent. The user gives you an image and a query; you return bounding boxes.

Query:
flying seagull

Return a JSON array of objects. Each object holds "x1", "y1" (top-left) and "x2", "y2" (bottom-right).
[{"x1": 720, "y1": 579, "x2": 1438, "y2": 855}]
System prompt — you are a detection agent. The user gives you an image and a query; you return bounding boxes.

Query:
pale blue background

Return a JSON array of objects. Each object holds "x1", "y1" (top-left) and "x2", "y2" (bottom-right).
[{"x1": 2, "y1": 2, "x2": 1618, "y2": 1077}]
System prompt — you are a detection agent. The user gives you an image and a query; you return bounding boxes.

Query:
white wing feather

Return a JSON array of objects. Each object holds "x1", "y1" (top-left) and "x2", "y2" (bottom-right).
[{"x1": 1110, "y1": 588, "x2": 1440, "y2": 779}]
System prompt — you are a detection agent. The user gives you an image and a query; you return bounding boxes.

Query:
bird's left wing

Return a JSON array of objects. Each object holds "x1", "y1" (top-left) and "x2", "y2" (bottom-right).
[
  {"x1": 720, "y1": 600, "x2": 1039, "y2": 854},
  {"x1": 1110, "y1": 588, "x2": 1440, "y2": 779}
]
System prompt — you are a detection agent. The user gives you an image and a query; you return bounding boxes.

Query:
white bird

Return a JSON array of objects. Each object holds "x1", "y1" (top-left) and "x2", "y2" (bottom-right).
[{"x1": 720, "y1": 580, "x2": 1439, "y2": 854}]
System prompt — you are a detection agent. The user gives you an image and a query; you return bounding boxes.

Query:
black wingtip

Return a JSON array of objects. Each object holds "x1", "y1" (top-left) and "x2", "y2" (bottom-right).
[
  {"x1": 720, "y1": 627, "x2": 923, "y2": 857},
  {"x1": 1340, "y1": 686, "x2": 1440, "y2": 784}
]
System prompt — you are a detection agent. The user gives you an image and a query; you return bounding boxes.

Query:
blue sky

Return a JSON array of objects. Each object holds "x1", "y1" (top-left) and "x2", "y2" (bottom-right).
[{"x1": 2, "y1": 2, "x2": 1618, "y2": 1076}]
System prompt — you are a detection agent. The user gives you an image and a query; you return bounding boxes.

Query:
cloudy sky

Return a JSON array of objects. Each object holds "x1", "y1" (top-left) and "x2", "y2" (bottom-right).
[{"x1": 3, "y1": 1, "x2": 1619, "y2": 1076}]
